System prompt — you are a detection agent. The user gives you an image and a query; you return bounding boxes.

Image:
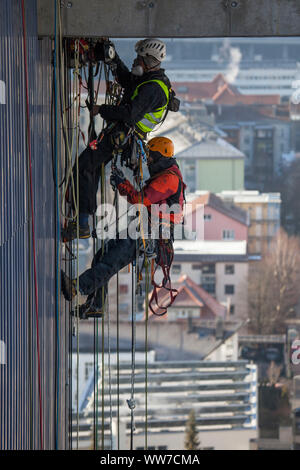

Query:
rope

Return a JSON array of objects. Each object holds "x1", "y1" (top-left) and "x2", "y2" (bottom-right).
[
  {"x1": 101, "y1": 164, "x2": 105, "y2": 450},
  {"x1": 55, "y1": 29, "x2": 82, "y2": 449},
  {"x1": 114, "y1": 188, "x2": 120, "y2": 450},
  {"x1": 128, "y1": 261, "x2": 137, "y2": 450},
  {"x1": 92, "y1": 214, "x2": 98, "y2": 450},
  {"x1": 27, "y1": 80, "x2": 33, "y2": 450},
  {"x1": 21, "y1": 0, "x2": 44, "y2": 450},
  {"x1": 59, "y1": 36, "x2": 74, "y2": 451},
  {"x1": 90, "y1": 63, "x2": 98, "y2": 448},
  {"x1": 64, "y1": 39, "x2": 74, "y2": 452},
  {"x1": 58, "y1": 6, "x2": 79, "y2": 220},
  {"x1": 96, "y1": 300, "x2": 99, "y2": 450},
  {"x1": 53, "y1": 0, "x2": 61, "y2": 449},
  {"x1": 107, "y1": 296, "x2": 113, "y2": 450},
  {"x1": 74, "y1": 41, "x2": 81, "y2": 450},
  {"x1": 144, "y1": 258, "x2": 149, "y2": 450},
  {"x1": 86, "y1": 56, "x2": 103, "y2": 452}
]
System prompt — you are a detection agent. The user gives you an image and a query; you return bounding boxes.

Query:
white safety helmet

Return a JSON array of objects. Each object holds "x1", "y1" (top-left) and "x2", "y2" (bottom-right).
[{"x1": 135, "y1": 38, "x2": 166, "y2": 62}]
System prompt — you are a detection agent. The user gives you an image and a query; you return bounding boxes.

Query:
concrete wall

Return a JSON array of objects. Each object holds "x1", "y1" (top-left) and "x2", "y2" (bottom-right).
[{"x1": 37, "y1": 0, "x2": 300, "y2": 38}]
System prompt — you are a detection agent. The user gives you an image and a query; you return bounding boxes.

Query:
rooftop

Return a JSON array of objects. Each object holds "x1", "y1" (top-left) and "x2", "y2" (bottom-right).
[
  {"x1": 212, "y1": 103, "x2": 291, "y2": 124},
  {"x1": 72, "y1": 318, "x2": 245, "y2": 361},
  {"x1": 174, "y1": 239, "x2": 247, "y2": 255},
  {"x1": 156, "y1": 111, "x2": 245, "y2": 160},
  {"x1": 172, "y1": 74, "x2": 281, "y2": 105},
  {"x1": 217, "y1": 190, "x2": 282, "y2": 204},
  {"x1": 187, "y1": 191, "x2": 249, "y2": 226},
  {"x1": 176, "y1": 136, "x2": 245, "y2": 160}
]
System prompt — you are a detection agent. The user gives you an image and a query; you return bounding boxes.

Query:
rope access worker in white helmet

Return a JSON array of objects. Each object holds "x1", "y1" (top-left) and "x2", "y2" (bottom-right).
[{"x1": 63, "y1": 38, "x2": 180, "y2": 242}]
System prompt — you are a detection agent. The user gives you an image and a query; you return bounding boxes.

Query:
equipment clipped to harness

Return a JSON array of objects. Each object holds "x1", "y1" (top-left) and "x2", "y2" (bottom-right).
[
  {"x1": 67, "y1": 38, "x2": 116, "y2": 69},
  {"x1": 148, "y1": 239, "x2": 178, "y2": 316},
  {"x1": 68, "y1": 38, "x2": 90, "y2": 68},
  {"x1": 107, "y1": 127, "x2": 147, "y2": 171},
  {"x1": 94, "y1": 39, "x2": 116, "y2": 64},
  {"x1": 88, "y1": 122, "x2": 117, "y2": 151},
  {"x1": 127, "y1": 133, "x2": 148, "y2": 172}
]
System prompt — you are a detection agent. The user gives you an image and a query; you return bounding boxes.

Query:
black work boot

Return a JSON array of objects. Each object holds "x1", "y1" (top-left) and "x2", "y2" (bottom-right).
[
  {"x1": 61, "y1": 270, "x2": 77, "y2": 301},
  {"x1": 62, "y1": 220, "x2": 91, "y2": 242},
  {"x1": 71, "y1": 302, "x2": 103, "y2": 320}
]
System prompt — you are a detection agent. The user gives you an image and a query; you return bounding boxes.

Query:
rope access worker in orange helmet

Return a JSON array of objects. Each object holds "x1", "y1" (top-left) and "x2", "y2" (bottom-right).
[{"x1": 61, "y1": 137, "x2": 186, "y2": 318}]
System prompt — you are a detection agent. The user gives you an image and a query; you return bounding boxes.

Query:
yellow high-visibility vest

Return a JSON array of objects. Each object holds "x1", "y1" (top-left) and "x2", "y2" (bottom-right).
[{"x1": 131, "y1": 79, "x2": 169, "y2": 133}]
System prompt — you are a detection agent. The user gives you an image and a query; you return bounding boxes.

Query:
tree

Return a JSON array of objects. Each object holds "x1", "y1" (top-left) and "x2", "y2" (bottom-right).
[
  {"x1": 184, "y1": 409, "x2": 200, "y2": 450},
  {"x1": 248, "y1": 229, "x2": 300, "y2": 334}
]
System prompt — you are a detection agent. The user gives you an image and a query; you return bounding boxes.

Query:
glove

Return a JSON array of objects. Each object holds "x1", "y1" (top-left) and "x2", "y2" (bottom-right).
[
  {"x1": 110, "y1": 168, "x2": 126, "y2": 190},
  {"x1": 98, "y1": 104, "x2": 115, "y2": 121}
]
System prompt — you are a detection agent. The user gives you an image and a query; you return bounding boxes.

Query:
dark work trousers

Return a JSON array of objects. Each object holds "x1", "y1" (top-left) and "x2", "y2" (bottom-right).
[
  {"x1": 74, "y1": 123, "x2": 133, "y2": 215},
  {"x1": 73, "y1": 131, "x2": 113, "y2": 215},
  {"x1": 79, "y1": 237, "x2": 138, "y2": 309}
]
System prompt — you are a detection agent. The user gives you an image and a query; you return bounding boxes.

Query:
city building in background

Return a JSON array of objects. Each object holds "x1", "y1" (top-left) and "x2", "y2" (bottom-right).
[
  {"x1": 172, "y1": 74, "x2": 281, "y2": 105},
  {"x1": 210, "y1": 103, "x2": 292, "y2": 191},
  {"x1": 148, "y1": 275, "x2": 226, "y2": 320},
  {"x1": 185, "y1": 191, "x2": 249, "y2": 242},
  {"x1": 173, "y1": 240, "x2": 249, "y2": 320},
  {"x1": 217, "y1": 190, "x2": 281, "y2": 256},
  {"x1": 158, "y1": 113, "x2": 245, "y2": 193},
  {"x1": 71, "y1": 321, "x2": 257, "y2": 450},
  {"x1": 116, "y1": 38, "x2": 300, "y2": 97}
]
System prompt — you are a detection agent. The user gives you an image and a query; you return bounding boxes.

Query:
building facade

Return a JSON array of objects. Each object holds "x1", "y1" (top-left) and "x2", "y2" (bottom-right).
[
  {"x1": 177, "y1": 139, "x2": 245, "y2": 193},
  {"x1": 208, "y1": 104, "x2": 292, "y2": 190},
  {"x1": 185, "y1": 191, "x2": 249, "y2": 241},
  {"x1": 173, "y1": 240, "x2": 249, "y2": 319},
  {"x1": 217, "y1": 191, "x2": 281, "y2": 256},
  {"x1": 0, "y1": 0, "x2": 69, "y2": 450}
]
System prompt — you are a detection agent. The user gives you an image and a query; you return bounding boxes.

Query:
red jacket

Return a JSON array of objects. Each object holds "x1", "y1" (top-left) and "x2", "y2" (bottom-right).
[{"x1": 118, "y1": 163, "x2": 185, "y2": 224}]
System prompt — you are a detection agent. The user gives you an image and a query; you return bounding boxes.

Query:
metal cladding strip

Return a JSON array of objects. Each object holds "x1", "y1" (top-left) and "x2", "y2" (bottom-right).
[
  {"x1": 21, "y1": 0, "x2": 44, "y2": 449},
  {"x1": 0, "y1": 0, "x2": 68, "y2": 450}
]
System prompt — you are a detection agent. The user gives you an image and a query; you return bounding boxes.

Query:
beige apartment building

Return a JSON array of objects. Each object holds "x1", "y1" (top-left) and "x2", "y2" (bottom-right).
[
  {"x1": 217, "y1": 190, "x2": 281, "y2": 256},
  {"x1": 173, "y1": 240, "x2": 249, "y2": 320}
]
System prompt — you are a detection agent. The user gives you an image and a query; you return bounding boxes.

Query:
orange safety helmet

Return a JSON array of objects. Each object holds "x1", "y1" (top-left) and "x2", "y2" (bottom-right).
[{"x1": 147, "y1": 136, "x2": 174, "y2": 158}]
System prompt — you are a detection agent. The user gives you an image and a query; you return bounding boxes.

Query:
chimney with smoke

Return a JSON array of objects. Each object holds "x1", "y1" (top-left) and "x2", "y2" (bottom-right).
[{"x1": 218, "y1": 38, "x2": 242, "y2": 84}]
